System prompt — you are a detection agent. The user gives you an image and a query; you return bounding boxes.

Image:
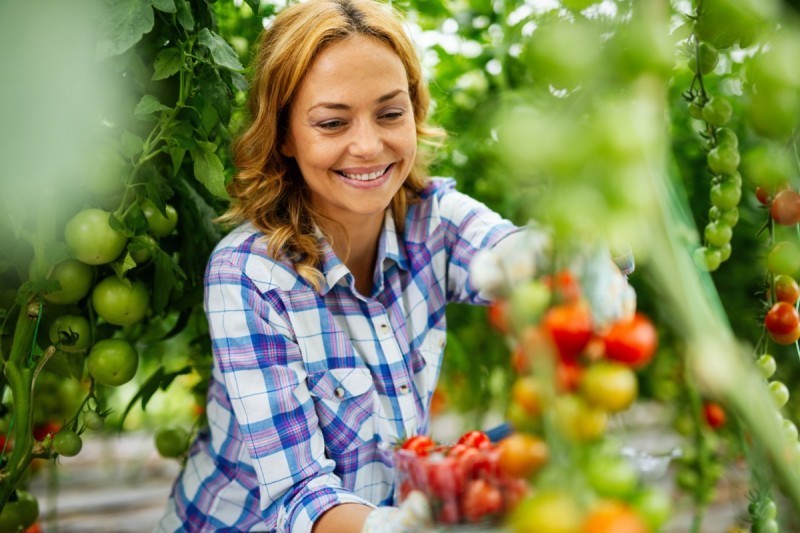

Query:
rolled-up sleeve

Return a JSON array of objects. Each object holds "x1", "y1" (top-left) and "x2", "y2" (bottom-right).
[{"x1": 205, "y1": 257, "x2": 374, "y2": 533}]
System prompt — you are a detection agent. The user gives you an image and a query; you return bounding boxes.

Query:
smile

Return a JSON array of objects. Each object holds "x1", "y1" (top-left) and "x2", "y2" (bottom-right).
[{"x1": 336, "y1": 163, "x2": 394, "y2": 182}]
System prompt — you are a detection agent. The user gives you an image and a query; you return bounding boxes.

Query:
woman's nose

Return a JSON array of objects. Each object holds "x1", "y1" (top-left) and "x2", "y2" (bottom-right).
[{"x1": 348, "y1": 120, "x2": 383, "y2": 158}]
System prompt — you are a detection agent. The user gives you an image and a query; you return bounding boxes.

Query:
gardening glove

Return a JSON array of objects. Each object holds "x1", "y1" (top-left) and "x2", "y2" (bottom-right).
[
  {"x1": 573, "y1": 244, "x2": 637, "y2": 330},
  {"x1": 361, "y1": 491, "x2": 433, "y2": 533}
]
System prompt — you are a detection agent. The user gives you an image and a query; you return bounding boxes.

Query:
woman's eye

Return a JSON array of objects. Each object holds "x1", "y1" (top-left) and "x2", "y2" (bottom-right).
[
  {"x1": 318, "y1": 120, "x2": 346, "y2": 130},
  {"x1": 381, "y1": 111, "x2": 405, "y2": 121}
]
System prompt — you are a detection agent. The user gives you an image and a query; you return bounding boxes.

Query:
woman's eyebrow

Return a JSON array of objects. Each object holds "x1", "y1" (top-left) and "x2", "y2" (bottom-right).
[{"x1": 307, "y1": 89, "x2": 409, "y2": 112}]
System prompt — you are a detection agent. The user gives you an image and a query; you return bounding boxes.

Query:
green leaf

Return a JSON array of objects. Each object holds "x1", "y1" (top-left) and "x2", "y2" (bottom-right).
[
  {"x1": 198, "y1": 28, "x2": 244, "y2": 72},
  {"x1": 144, "y1": 169, "x2": 174, "y2": 210},
  {"x1": 170, "y1": 122, "x2": 196, "y2": 150},
  {"x1": 191, "y1": 142, "x2": 229, "y2": 199},
  {"x1": 134, "y1": 94, "x2": 171, "y2": 119},
  {"x1": 118, "y1": 365, "x2": 193, "y2": 428},
  {"x1": 150, "y1": 0, "x2": 176, "y2": 13},
  {"x1": 121, "y1": 131, "x2": 144, "y2": 158},
  {"x1": 153, "y1": 249, "x2": 178, "y2": 313},
  {"x1": 17, "y1": 280, "x2": 60, "y2": 305},
  {"x1": 110, "y1": 251, "x2": 138, "y2": 279},
  {"x1": 198, "y1": 70, "x2": 232, "y2": 125},
  {"x1": 167, "y1": 145, "x2": 186, "y2": 175},
  {"x1": 243, "y1": 0, "x2": 261, "y2": 14},
  {"x1": 152, "y1": 47, "x2": 182, "y2": 80},
  {"x1": 175, "y1": 0, "x2": 195, "y2": 30},
  {"x1": 96, "y1": 0, "x2": 155, "y2": 61}
]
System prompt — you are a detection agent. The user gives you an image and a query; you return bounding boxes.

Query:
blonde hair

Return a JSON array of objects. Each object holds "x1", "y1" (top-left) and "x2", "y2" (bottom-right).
[{"x1": 220, "y1": 0, "x2": 444, "y2": 290}]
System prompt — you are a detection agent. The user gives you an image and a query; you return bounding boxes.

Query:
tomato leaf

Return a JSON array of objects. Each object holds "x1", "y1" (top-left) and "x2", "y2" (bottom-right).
[
  {"x1": 134, "y1": 94, "x2": 171, "y2": 120},
  {"x1": 167, "y1": 144, "x2": 187, "y2": 176},
  {"x1": 150, "y1": 0, "x2": 176, "y2": 13},
  {"x1": 243, "y1": 0, "x2": 261, "y2": 14},
  {"x1": 197, "y1": 69, "x2": 233, "y2": 125},
  {"x1": 121, "y1": 131, "x2": 144, "y2": 158},
  {"x1": 16, "y1": 280, "x2": 60, "y2": 305},
  {"x1": 191, "y1": 141, "x2": 229, "y2": 199},
  {"x1": 118, "y1": 365, "x2": 193, "y2": 429},
  {"x1": 175, "y1": 0, "x2": 195, "y2": 30},
  {"x1": 197, "y1": 28, "x2": 244, "y2": 72},
  {"x1": 96, "y1": 0, "x2": 155, "y2": 61},
  {"x1": 152, "y1": 47, "x2": 182, "y2": 80}
]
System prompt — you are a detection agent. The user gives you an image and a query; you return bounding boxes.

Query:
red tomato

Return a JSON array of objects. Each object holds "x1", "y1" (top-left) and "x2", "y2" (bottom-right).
[
  {"x1": 401, "y1": 435, "x2": 436, "y2": 456},
  {"x1": 542, "y1": 301, "x2": 594, "y2": 360},
  {"x1": 450, "y1": 445, "x2": 494, "y2": 479},
  {"x1": 497, "y1": 433, "x2": 549, "y2": 478},
  {"x1": 544, "y1": 270, "x2": 582, "y2": 303},
  {"x1": 488, "y1": 300, "x2": 510, "y2": 334},
  {"x1": 32, "y1": 421, "x2": 61, "y2": 441},
  {"x1": 426, "y1": 456, "x2": 466, "y2": 500},
  {"x1": 764, "y1": 301, "x2": 800, "y2": 335},
  {"x1": 756, "y1": 186, "x2": 771, "y2": 206},
  {"x1": 771, "y1": 189, "x2": 800, "y2": 225},
  {"x1": 438, "y1": 497, "x2": 461, "y2": 525},
  {"x1": 461, "y1": 479, "x2": 503, "y2": 523},
  {"x1": 775, "y1": 274, "x2": 800, "y2": 305},
  {"x1": 769, "y1": 322, "x2": 800, "y2": 345},
  {"x1": 457, "y1": 430, "x2": 492, "y2": 450},
  {"x1": 703, "y1": 401, "x2": 727, "y2": 429},
  {"x1": 603, "y1": 313, "x2": 658, "y2": 368},
  {"x1": 557, "y1": 359, "x2": 584, "y2": 392}
]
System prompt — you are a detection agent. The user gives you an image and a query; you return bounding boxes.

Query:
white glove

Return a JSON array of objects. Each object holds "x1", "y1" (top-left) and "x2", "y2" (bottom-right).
[
  {"x1": 573, "y1": 244, "x2": 637, "y2": 330},
  {"x1": 361, "y1": 491, "x2": 433, "y2": 533}
]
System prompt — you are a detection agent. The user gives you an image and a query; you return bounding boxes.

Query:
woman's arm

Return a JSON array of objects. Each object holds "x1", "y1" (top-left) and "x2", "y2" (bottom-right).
[{"x1": 313, "y1": 503, "x2": 373, "y2": 533}]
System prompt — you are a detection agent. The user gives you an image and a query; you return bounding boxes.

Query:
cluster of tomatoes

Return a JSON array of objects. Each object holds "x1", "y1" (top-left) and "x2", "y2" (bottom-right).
[{"x1": 394, "y1": 429, "x2": 545, "y2": 526}]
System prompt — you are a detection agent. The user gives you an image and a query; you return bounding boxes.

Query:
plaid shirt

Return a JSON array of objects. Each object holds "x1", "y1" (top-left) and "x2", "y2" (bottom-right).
[{"x1": 157, "y1": 178, "x2": 518, "y2": 532}]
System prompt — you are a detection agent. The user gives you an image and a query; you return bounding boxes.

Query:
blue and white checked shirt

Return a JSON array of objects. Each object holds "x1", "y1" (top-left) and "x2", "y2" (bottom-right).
[{"x1": 157, "y1": 178, "x2": 518, "y2": 532}]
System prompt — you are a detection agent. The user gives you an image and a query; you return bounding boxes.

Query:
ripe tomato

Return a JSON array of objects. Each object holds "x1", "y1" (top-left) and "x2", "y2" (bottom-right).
[
  {"x1": 64, "y1": 208, "x2": 128, "y2": 265},
  {"x1": 92, "y1": 276, "x2": 150, "y2": 326},
  {"x1": 764, "y1": 301, "x2": 800, "y2": 335},
  {"x1": 429, "y1": 387, "x2": 448, "y2": 417},
  {"x1": 155, "y1": 426, "x2": 190, "y2": 458},
  {"x1": 557, "y1": 359, "x2": 584, "y2": 392},
  {"x1": 774, "y1": 275, "x2": 800, "y2": 305},
  {"x1": 770, "y1": 190, "x2": 800, "y2": 225},
  {"x1": 426, "y1": 456, "x2": 466, "y2": 500},
  {"x1": 602, "y1": 313, "x2": 658, "y2": 368},
  {"x1": 543, "y1": 270, "x2": 581, "y2": 303},
  {"x1": 580, "y1": 362, "x2": 638, "y2": 413},
  {"x1": 52, "y1": 429, "x2": 83, "y2": 457},
  {"x1": 142, "y1": 200, "x2": 179, "y2": 237},
  {"x1": 511, "y1": 376, "x2": 544, "y2": 417},
  {"x1": 582, "y1": 501, "x2": 648, "y2": 533},
  {"x1": 457, "y1": 430, "x2": 492, "y2": 450},
  {"x1": 461, "y1": 479, "x2": 503, "y2": 523},
  {"x1": 497, "y1": 433, "x2": 549, "y2": 478},
  {"x1": 87, "y1": 339, "x2": 139, "y2": 387},
  {"x1": 703, "y1": 401, "x2": 727, "y2": 429},
  {"x1": 488, "y1": 299, "x2": 510, "y2": 334},
  {"x1": 48, "y1": 314, "x2": 92, "y2": 353},
  {"x1": 32, "y1": 421, "x2": 61, "y2": 441},
  {"x1": 43, "y1": 259, "x2": 93, "y2": 305},
  {"x1": 401, "y1": 435, "x2": 435, "y2": 456},
  {"x1": 542, "y1": 301, "x2": 593, "y2": 360},
  {"x1": 756, "y1": 186, "x2": 772, "y2": 206}
]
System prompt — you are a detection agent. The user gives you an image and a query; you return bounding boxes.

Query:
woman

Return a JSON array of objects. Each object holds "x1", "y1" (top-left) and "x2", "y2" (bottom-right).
[{"x1": 157, "y1": 1, "x2": 632, "y2": 531}]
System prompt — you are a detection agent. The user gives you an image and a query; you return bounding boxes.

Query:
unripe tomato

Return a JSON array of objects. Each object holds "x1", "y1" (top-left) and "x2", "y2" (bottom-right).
[
  {"x1": 87, "y1": 339, "x2": 139, "y2": 387},
  {"x1": 704, "y1": 221, "x2": 732, "y2": 248},
  {"x1": 0, "y1": 490, "x2": 39, "y2": 531},
  {"x1": 694, "y1": 246, "x2": 721, "y2": 272},
  {"x1": 702, "y1": 96, "x2": 732, "y2": 126},
  {"x1": 689, "y1": 41, "x2": 719, "y2": 75},
  {"x1": 497, "y1": 433, "x2": 549, "y2": 478},
  {"x1": 52, "y1": 429, "x2": 83, "y2": 457},
  {"x1": 757, "y1": 354, "x2": 777, "y2": 378},
  {"x1": 48, "y1": 314, "x2": 92, "y2": 352},
  {"x1": 509, "y1": 280, "x2": 551, "y2": 330},
  {"x1": 770, "y1": 190, "x2": 800, "y2": 225},
  {"x1": 602, "y1": 313, "x2": 658, "y2": 368},
  {"x1": 764, "y1": 301, "x2": 800, "y2": 335},
  {"x1": 44, "y1": 259, "x2": 93, "y2": 304},
  {"x1": 155, "y1": 426, "x2": 190, "y2": 458},
  {"x1": 554, "y1": 394, "x2": 608, "y2": 442},
  {"x1": 142, "y1": 200, "x2": 179, "y2": 237},
  {"x1": 709, "y1": 206, "x2": 738, "y2": 228},
  {"x1": 92, "y1": 276, "x2": 149, "y2": 326},
  {"x1": 710, "y1": 180, "x2": 741, "y2": 210},
  {"x1": 632, "y1": 487, "x2": 672, "y2": 532},
  {"x1": 580, "y1": 362, "x2": 638, "y2": 412},
  {"x1": 715, "y1": 127, "x2": 738, "y2": 148},
  {"x1": 767, "y1": 241, "x2": 800, "y2": 276},
  {"x1": 585, "y1": 455, "x2": 639, "y2": 499},
  {"x1": 707, "y1": 145, "x2": 740, "y2": 175},
  {"x1": 64, "y1": 208, "x2": 128, "y2": 265},
  {"x1": 84, "y1": 411, "x2": 104, "y2": 431},
  {"x1": 508, "y1": 490, "x2": 583, "y2": 533},
  {"x1": 716, "y1": 243, "x2": 732, "y2": 262},
  {"x1": 774, "y1": 274, "x2": 800, "y2": 305},
  {"x1": 130, "y1": 234, "x2": 158, "y2": 264},
  {"x1": 769, "y1": 381, "x2": 790, "y2": 408}
]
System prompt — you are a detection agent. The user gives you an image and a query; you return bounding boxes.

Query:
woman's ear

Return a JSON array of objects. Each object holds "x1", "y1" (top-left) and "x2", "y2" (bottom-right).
[{"x1": 280, "y1": 135, "x2": 296, "y2": 158}]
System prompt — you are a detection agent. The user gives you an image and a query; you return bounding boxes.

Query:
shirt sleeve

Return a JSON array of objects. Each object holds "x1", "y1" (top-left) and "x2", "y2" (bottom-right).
[
  {"x1": 432, "y1": 180, "x2": 521, "y2": 304},
  {"x1": 204, "y1": 255, "x2": 375, "y2": 533}
]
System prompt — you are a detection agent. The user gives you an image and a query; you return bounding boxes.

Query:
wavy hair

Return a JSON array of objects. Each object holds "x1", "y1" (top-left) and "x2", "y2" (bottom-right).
[{"x1": 219, "y1": 0, "x2": 445, "y2": 290}]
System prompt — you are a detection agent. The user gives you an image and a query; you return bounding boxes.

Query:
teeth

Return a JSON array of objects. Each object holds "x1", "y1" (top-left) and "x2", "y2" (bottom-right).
[{"x1": 341, "y1": 166, "x2": 388, "y2": 181}]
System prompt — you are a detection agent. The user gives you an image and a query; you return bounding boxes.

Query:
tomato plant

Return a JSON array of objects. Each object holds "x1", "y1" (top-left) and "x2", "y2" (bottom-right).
[{"x1": 87, "y1": 339, "x2": 139, "y2": 387}]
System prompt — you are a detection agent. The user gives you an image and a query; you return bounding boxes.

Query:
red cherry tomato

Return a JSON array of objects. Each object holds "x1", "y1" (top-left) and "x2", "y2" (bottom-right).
[
  {"x1": 426, "y1": 456, "x2": 466, "y2": 500},
  {"x1": 703, "y1": 401, "x2": 727, "y2": 429},
  {"x1": 771, "y1": 189, "x2": 800, "y2": 225},
  {"x1": 764, "y1": 301, "x2": 800, "y2": 335},
  {"x1": 557, "y1": 359, "x2": 584, "y2": 392},
  {"x1": 603, "y1": 313, "x2": 658, "y2": 368},
  {"x1": 542, "y1": 301, "x2": 594, "y2": 360},
  {"x1": 488, "y1": 300, "x2": 510, "y2": 334},
  {"x1": 401, "y1": 435, "x2": 436, "y2": 456},
  {"x1": 457, "y1": 430, "x2": 492, "y2": 450},
  {"x1": 769, "y1": 322, "x2": 800, "y2": 345},
  {"x1": 461, "y1": 479, "x2": 503, "y2": 523},
  {"x1": 775, "y1": 275, "x2": 800, "y2": 305}
]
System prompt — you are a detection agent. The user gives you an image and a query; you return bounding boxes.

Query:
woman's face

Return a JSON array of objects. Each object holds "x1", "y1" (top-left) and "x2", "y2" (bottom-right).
[{"x1": 283, "y1": 35, "x2": 417, "y2": 230}]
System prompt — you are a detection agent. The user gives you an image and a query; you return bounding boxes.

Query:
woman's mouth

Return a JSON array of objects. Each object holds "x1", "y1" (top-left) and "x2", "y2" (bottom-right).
[{"x1": 336, "y1": 163, "x2": 394, "y2": 182}]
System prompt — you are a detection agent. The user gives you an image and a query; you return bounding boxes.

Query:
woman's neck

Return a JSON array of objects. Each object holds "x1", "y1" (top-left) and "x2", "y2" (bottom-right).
[{"x1": 321, "y1": 214, "x2": 384, "y2": 296}]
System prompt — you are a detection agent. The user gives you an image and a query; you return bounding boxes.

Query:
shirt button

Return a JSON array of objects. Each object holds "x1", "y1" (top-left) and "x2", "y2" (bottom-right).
[
  {"x1": 379, "y1": 323, "x2": 389, "y2": 333},
  {"x1": 399, "y1": 384, "x2": 409, "y2": 394},
  {"x1": 334, "y1": 387, "x2": 345, "y2": 399}
]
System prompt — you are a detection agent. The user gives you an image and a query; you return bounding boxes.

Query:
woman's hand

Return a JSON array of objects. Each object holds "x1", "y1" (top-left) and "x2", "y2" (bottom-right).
[{"x1": 361, "y1": 492, "x2": 433, "y2": 533}]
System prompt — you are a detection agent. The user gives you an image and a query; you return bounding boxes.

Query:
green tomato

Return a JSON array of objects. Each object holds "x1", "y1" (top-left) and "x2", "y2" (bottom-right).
[
  {"x1": 689, "y1": 41, "x2": 720, "y2": 75},
  {"x1": 44, "y1": 259, "x2": 93, "y2": 305},
  {"x1": 704, "y1": 221, "x2": 732, "y2": 248},
  {"x1": 509, "y1": 279, "x2": 551, "y2": 330},
  {"x1": 769, "y1": 380, "x2": 790, "y2": 408},
  {"x1": 0, "y1": 490, "x2": 39, "y2": 531},
  {"x1": 64, "y1": 209, "x2": 128, "y2": 265},
  {"x1": 632, "y1": 487, "x2": 672, "y2": 532},
  {"x1": 710, "y1": 180, "x2": 742, "y2": 210},
  {"x1": 155, "y1": 426, "x2": 190, "y2": 458},
  {"x1": 707, "y1": 145, "x2": 740, "y2": 175},
  {"x1": 716, "y1": 243, "x2": 732, "y2": 262},
  {"x1": 585, "y1": 455, "x2": 639, "y2": 499},
  {"x1": 48, "y1": 314, "x2": 92, "y2": 353},
  {"x1": 694, "y1": 246, "x2": 721, "y2": 272},
  {"x1": 92, "y1": 276, "x2": 149, "y2": 326},
  {"x1": 688, "y1": 100, "x2": 705, "y2": 120},
  {"x1": 758, "y1": 354, "x2": 777, "y2": 379},
  {"x1": 753, "y1": 518, "x2": 779, "y2": 533},
  {"x1": 716, "y1": 127, "x2": 738, "y2": 148},
  {"x1": 142, "y1": 200, "x2": 179, "y2": 238},
  {"x1": 84, "y1": 143, "x2": 126, "y2": 196},
  {"x1": 53, "y1": 429, "x2": 83, "y2": 457},
  {"x1": 580, "y1": 362, "x2": 637, "y2": 413},
  {"x1": 84, "y1": 410, "x2": 104, "y2": 431},
  {"x1": 767, "y1": 242, "x2": 800, "y2": 277},
  {"x1": 702, "y1": 96, "x2": 732, "y2": 126},
  {"x1": 87, "y1": 338, "x2": 139, "y2": 387},
  {"x1": 763, "y1": 500, "x2": 778, "y2": 520},
  {"x1": 129, "y1": 234, "x2": 158, "y2": 265},
  {"x1": 783, "y1": 418, "x2": 798, "y2": 441}
]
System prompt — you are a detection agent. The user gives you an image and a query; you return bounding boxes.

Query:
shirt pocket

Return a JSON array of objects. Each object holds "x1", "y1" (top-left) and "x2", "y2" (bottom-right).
[
  {"x1": 307, "y1": 367, "x2": 376, "y2": 455},
  {"x1": 410, "y1": 328, "x2": 446, "y2": 410}
]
